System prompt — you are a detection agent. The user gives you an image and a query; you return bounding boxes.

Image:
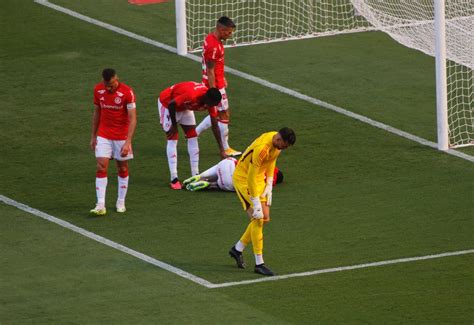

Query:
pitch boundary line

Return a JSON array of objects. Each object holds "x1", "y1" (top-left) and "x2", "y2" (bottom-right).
[
  {"x1": 0, "y1": 195, "x2": 214, "y2": 288},
  {"x1": 34, "y1": 0, "x2": 474, "y2": 163},
  {"x1": 2, "y1": 194, "x2": 474, "y2": 289}
]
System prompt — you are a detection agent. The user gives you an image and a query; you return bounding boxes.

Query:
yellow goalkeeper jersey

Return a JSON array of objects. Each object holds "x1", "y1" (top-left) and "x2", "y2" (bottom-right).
[{"x1": 233, "y1": 131, "x2": 280, "y2": 198}]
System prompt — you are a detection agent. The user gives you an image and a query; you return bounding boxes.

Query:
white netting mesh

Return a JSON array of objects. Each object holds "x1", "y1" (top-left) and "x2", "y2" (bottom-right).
[
  {"x1": 184, "y1": 0, "x2": 473, "y2": 147},
  {"x1": 350, "y1": 0, "x2": 473, "y2": 147},
  {"x1": 185, "y1": 0, "x2": 374, "y2": 52}
]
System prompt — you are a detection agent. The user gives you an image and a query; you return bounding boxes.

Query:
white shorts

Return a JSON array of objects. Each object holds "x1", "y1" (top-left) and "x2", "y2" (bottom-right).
[
  {"x1": 217, "y1": 88, "x2": 229, "y2": 112},
  {"x1": 216, "y1": 158, "x2": 237, "y2": 191},
  {"x1": 157, "y1": 99, "x2": 196, "y2": 132},
  {"x1": 95, "y1": 136, "x2": 133, "y2": 161}
]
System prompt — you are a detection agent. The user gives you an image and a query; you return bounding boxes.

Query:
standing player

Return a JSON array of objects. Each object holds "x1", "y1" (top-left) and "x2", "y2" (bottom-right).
[
  {"x1": 90, "y1": 68, "x2": 137, "y2": 216},
  {"x1": 183, "y1": 158, "x2": 284, "y2": 192},
  {"x1": 196, "y1": 16, "x2": 241, "y2": 157},
  {"x1": 158, "y1": 81, "x2": 225, "y2": 189},
  {"x1": 228, "y1": 128, "x2": 296, "y2": 276}
]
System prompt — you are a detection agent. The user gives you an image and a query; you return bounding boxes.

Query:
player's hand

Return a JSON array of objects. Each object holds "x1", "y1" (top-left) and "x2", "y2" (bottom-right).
[
  {"x1": 121, "y1": 141, "x2": 132, "y2": 157},
  {"x1": 250, "y1": 196, "x2": 263, "y2": 219},
  {"x1": 261, "y1": 178, "x2": 273, "y2": 206},
  {"x1": 90, "y1": 137, "x2": 97, "y2": 151}
]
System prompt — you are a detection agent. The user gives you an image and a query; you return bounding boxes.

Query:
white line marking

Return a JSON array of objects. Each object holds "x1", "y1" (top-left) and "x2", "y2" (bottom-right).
[
  {"x1": 2, "y1": 193, "x2": 474, "y2": 289},
  {"x1": 0, "y1": 195, "x2": 214, "y2": 288},
  {"x1": 209, "y1": 249, "x2": 474, "y2": 288},
  {"x1": 34, "y1": 0, "x2": 474, "y2": 163}
]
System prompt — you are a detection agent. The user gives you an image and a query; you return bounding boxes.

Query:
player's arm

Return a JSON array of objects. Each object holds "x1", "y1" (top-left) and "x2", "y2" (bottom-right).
[
  {"x1": 166, "y1": 100, "x2": 179, "y2": 136},
  {"x1": 90, "y1": 104, "x2": 100, "y2": 151},
  {"x1": 121, "y1": 107, "x2": 137, "y2": 157},
  {"x1": 206, "y1": 59, "x2": 216, "y2": 88},
  {"x1": 210, "y1": 110, "x2": 226, "y2": 158},
  {"x1": 262, "y1": 159, "x2": 276, "y2": 206}
]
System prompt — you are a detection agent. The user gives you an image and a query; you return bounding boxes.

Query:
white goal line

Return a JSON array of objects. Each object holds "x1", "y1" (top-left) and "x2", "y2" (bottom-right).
[
  {"x1": 2, "y1": 194, "x2": 474, "y2": 289},
  {"x1": 34, "y1": 0, "x2": 474, "y2": 163}
]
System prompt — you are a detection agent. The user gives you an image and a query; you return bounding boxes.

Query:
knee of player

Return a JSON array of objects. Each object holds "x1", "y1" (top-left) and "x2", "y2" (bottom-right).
[
  {"x1": 166, "y1": 132, "x2": 179, "y2": 140},
  {"x1": 185, "y1": 128, "x2": 198, "y2": 139}
]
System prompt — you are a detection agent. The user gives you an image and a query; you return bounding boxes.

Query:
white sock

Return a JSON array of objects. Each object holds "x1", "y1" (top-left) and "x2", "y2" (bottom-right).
[
  {"x1": 95, "y1": 177, "x2": 108, "y2": 207},
  {"x1": 218, "y1": 121, "x2": 229, "y2": 150},
  {"x1": 200, "y1": 164, "x2": 218, "y2": 178},
  {"x1": 117, "y1": 176, "x2": 129, "y2": 202},
  {"x1": 167, "y1": 140, "x2": 178, "y2": 181},
  {"x1": 255, "y1": 254, "x2": 264, "y2": 265},
  {"x1": 196, "y1": 115, "x2": 211, "y2": 135},
  {"x1": 235, "y1": 240, "x2": 246, "y2": 252},
  {"x1": 187, "y1": 137, "x2": 199, "y2": 176}
]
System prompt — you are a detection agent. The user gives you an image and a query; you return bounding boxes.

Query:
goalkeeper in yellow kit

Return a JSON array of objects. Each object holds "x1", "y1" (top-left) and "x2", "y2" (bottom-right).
[{"x1": 229, "y1": 127, "x2": 296, "y2": 276}]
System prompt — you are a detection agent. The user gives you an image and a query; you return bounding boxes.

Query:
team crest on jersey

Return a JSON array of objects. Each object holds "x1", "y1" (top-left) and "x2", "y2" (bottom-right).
[{"x1": 114, "y1": 97, "x2": 122, "y2": 104}]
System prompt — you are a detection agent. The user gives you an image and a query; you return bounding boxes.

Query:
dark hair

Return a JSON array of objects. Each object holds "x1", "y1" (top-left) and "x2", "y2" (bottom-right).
[
  {"x1": 203, "y1": 88, "x2": 222, "y2": 106},
  {"x1": 276, "y1": 170, "x2": 284, "y2": 184},
  {"x1": 102, "y1": 68, "x2": 116, "y2": 82},
  {"x1": 279, "y1": 127, "x2": 296, "y2": 145},
  {"x1": 217, "y1": 16, "x2": 236, "y2": 28}
]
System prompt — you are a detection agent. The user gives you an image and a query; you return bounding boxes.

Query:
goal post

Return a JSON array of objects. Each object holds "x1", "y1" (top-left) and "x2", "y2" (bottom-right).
[{"x1": 176, "y1": 0, "x2": 473, "y2": 149}]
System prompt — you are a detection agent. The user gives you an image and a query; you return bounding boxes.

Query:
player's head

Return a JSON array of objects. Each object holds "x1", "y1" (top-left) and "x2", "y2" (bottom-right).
[
  {"x1": 216, "y1": 16, "x2": 236, "y2": 40},
  {"x1": 273, "y1": 167, "x2": 284, "y2": 186},
  {"x1": 273, "y1": 127, "x2": 296, "y2": 150},
  {"x1": 102, "y1": 68, "x2": 119, "y2": 93},
  {"x1": 202, "y1": 88, "x2": 222, "y2": 107}
]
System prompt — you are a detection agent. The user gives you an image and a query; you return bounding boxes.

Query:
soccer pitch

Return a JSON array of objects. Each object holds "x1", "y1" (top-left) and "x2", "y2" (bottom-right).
[{"x1": 1, "y1": 0, "x2": 473, "y2": 323}]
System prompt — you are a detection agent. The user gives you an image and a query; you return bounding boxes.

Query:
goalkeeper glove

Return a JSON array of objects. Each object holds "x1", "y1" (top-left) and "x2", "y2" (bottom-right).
[
  {"x1": 250, "y1": 196, "x2": 264, "y2": 219},
  {"x1": 261, "y1": 177, "x2": 273, "y2": 206}
]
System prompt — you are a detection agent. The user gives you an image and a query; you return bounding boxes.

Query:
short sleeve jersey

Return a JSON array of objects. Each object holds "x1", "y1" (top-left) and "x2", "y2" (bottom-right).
[
  {"x1": 233, "y1": 132, "x2": 280, "y2": 197},
  {"x1": 201, "y1": 33, "x2": 225, "y2": 89},
  {"x1": 93, "y1": 82, "x2": 136, "y2": 140},
  {"x1": 159, "y1": 81, "x2": 217, "y2": 117}
]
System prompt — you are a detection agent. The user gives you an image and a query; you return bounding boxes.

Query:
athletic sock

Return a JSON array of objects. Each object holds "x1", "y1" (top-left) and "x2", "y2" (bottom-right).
[
  {"x1": 218, "y1": 120, "x2": 230, "y2": 150},
  {"x1": 187, "y1": 137, "x2": 199, "y2": 175},
  {"x1": 167, "y1": 139, "x2": 178, "y2": 181},
  {"x1": 117, "y1": 176, "x2": 129, "y2": 202},
  {"x1": 255, "y1": 254, "x2": 264, "y2": 265},
  {"x1": 196, "y1": 115, "x2": 211, "y2": 135},
  {"x1": 250, "y1": 219, "x2": 264, "y2": 255},
  {"x1": 95, "y1": 177, "x2": 108, "y2": 207},
  {"x1": 235, "y1": 240, "x2": 246, "y2": 252}
]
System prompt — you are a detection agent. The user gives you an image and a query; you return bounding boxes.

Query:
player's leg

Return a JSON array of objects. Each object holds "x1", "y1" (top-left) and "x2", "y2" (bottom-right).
[
  {"x1": 250, "y1": 204, "x2": 274, "y2": 276},
  {"x1": 228, "y1": 181, "x2": 251, "y2": 268},
  {"x1": 217, "y1": 89, "x2": 241, "y2": 157},
  {"x1": 196, "y1": 115, "x2": 211, "y2": 136},
  {"x1": 91, "y1": 136, "x2": 112, "y2": 216},
  {"x1": 216, "y1": 158, "x2": 236, "y2": 191},
  {"x1": 181, "y1": 111, "x2": 199, "y2": 177},
  {"x1": 158, "y1": 101, "x2": 181, "y2": 189},
  {"x1": 113, "y1": 139, "x2": 133, "y2": 212}
]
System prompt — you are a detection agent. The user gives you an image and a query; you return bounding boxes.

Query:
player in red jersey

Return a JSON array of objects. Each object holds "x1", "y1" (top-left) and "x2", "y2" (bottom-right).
[
  {"x1": 196, "y1": 16, "x2": 241, "y2": 157},
  {"x1": 158, "y1": 81, "x2": 225, "y2": 189},
  {"x1": 90, "y1": 69, "x2": 137, "y2": 216}
]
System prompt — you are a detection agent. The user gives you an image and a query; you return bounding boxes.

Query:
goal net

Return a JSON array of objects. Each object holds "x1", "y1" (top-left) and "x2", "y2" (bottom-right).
[{"x1": 181, "y1": 0, "x2": 473, "y2": 148}]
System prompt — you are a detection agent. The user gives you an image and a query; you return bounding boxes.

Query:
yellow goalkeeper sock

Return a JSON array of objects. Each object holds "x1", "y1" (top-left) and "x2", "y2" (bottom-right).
[{"x1": 239, "y1": 222, "x2": 252, "y2": 246}]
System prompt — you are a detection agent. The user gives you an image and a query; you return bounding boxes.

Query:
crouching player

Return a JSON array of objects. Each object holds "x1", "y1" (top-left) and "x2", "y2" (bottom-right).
[
  {"x1": 183, "y1": 158, "x2": 284, "y2": 192},
  {"x1": 228, "y1": 128, "x2": 296, "y2": 276},
  {"x1": 158, "y1": 81, "x2": 225, "y2": 189}
]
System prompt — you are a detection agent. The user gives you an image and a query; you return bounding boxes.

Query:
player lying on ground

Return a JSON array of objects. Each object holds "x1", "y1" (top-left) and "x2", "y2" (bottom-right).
[
  {"x1": 183, "y1": 158, "x2": 284, "y2": 192},
  {"x1": 229, "y1": 127, "x2": 296, "y2": 276},
  {"x1": 158, "y1": 81, "x2": 225, "y2": 190}
]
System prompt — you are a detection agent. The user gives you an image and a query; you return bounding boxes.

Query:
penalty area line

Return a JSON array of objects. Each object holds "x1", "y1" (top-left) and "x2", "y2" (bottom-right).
[
  {"x1": 34, "y1": 0, "x2": 474, "y2": 163},
  {"x1": 0, "y1": 194, "x2": 215, "y2": 289},
  {"x1": 2, "y1": 194, "x2": 473, "y2": 289}
]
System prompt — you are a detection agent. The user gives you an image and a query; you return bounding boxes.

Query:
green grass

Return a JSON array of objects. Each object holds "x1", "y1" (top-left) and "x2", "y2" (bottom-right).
[{"x1": 1, "y1": 0, "x2": 473, "y2": 322}]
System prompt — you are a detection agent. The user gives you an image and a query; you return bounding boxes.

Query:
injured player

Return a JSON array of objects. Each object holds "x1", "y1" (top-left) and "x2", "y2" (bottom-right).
[{"x1": 183, "y1": 157, "x2": 283, "y2": 192}]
